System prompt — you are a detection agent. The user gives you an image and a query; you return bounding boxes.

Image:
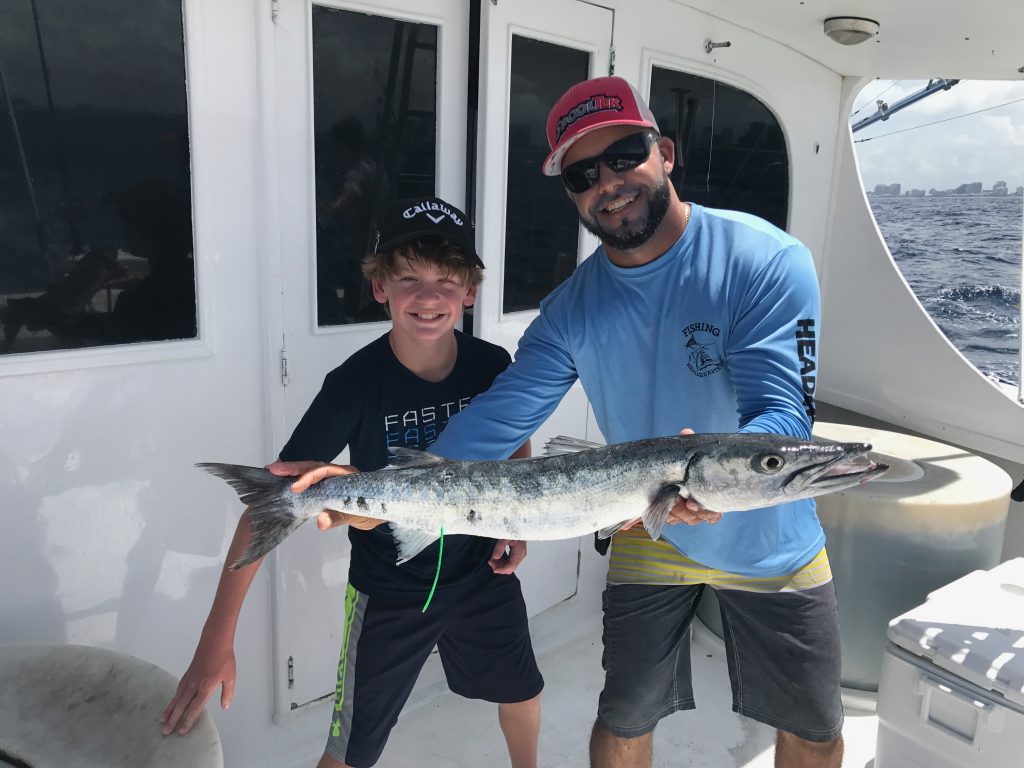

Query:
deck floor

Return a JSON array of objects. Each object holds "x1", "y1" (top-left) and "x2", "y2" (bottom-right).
[{"x1": 381, "y1": 607, "x2": 880, "y2": 767}]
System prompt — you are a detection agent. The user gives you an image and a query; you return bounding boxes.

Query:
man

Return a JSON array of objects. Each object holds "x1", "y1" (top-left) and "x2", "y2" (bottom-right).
[{"x1": 429, "y1": 77, "x2": 842, "y2": 768}]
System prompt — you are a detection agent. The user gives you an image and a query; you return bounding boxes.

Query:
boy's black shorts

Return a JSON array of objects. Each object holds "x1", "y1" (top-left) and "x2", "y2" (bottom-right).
[{"x1": 325, "y1": 568, "x2": 544, "y2": 768}]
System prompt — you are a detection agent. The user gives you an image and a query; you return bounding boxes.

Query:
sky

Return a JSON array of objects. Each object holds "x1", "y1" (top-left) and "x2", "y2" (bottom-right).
[{"x1": 852, "y1": 79, "x2": 1024, "y2": 192}]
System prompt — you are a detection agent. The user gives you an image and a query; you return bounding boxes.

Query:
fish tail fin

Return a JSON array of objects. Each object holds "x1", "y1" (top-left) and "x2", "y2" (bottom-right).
[
  {"x1": 642, "y1": 483, "x2": 681, "y2": 541},
  {"x1": 197, "y1": 462, "x2": 306, "y2": 570}
]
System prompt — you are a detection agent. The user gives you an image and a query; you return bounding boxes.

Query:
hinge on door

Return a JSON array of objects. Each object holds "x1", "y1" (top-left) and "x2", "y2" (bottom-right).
[
  {"x1": 271, "y1": 0, "x2": 279, "y2": 23},
  {"x1": 609, "y1": 45, "x2": 615, "y2": 75},
  {"x1": 287, "y1": 655, "x2": 295, "y2": 689},
  {"x1": 281, "y1": 348, "x2": 290, "y2": 387}
]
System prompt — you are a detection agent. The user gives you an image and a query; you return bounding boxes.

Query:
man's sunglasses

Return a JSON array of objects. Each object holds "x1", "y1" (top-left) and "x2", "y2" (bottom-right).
[{"x1": 560, "y1": 130, "x2": 660, "y2": 193}]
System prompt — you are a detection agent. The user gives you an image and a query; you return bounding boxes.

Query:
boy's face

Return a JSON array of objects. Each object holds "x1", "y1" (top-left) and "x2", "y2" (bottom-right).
[{"x1": 371, "y1": 255, "x2": 477, "y2": 341}]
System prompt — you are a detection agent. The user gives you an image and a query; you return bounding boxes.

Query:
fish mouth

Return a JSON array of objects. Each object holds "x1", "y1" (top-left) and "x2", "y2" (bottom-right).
[{"x1": 806, "y1": 442, "x2": 889, "y2": 489}]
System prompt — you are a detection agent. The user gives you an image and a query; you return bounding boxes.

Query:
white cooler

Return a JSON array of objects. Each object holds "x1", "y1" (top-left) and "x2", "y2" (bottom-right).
[{"x1": 875, "y1": 558, "x2": 1024, "y2": 768}]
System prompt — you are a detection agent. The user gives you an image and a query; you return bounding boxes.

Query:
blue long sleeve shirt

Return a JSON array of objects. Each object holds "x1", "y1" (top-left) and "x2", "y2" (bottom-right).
[{"x1": 432, "y1": 204, "x2": 823, "y2": 577}]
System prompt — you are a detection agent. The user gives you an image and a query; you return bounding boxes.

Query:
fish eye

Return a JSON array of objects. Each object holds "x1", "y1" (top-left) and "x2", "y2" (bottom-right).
[{"x1": 756, "y1": 454, "x2": 785, "y2": 474}]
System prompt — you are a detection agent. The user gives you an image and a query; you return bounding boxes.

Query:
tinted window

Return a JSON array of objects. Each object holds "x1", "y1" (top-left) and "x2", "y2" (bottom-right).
[
  {"x1": 503, "y1": 36, "x2": 588, "y2": 314},
  {"x1": 0, "y1": 0, "x2": 195, "y2": 355},
  {"x1": 312, "y1": 7, "x2": 437, "y2": 326},
  {"x1": 649, "y1": 67, "x2": 789, "y2": 229}
]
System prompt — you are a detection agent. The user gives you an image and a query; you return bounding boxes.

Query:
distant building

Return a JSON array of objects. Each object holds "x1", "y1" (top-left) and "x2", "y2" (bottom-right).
[
  {"x1": 954, "y1": 182, "x2": 983, "y2": 195},
  {"x1": 871, "y1": 181, "x2": 1022, "y2": 197}
]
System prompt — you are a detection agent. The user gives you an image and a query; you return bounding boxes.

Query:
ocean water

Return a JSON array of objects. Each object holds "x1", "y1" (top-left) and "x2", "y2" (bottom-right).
[{"x1": 868, "y1": 195, "x2": 1022, "y2": 387}]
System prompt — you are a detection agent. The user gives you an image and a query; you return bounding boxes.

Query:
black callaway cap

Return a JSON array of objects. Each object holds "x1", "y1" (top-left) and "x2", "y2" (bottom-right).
[{"x1": 374, "y1": 197, "x2": 485, "y2": 269}]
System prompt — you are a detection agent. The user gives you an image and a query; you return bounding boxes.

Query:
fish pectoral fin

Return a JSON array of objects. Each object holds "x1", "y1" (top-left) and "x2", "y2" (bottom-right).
[
  {"x1": 389, "y1": 524, "x2": 441, "y2": 565},
  {"x1": 384, "y1": 447, "x2": 448, "y2": 470},
  {"x1": 642, "y1": 483, "x2": 681, "y2": 541},
  {"x1": 543, "y1": 435, "x2": 605, "y2": 456}
]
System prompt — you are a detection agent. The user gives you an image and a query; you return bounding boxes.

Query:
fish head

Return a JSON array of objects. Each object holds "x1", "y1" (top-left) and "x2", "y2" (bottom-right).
[{"x1": 682, "y1": 434, "x2": 888, "y2": 511}]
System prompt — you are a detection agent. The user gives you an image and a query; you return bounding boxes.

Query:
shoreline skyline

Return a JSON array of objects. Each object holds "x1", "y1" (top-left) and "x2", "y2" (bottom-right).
[{"x1": 866, "y1": 180, "x2": 1023, "y2": 198}]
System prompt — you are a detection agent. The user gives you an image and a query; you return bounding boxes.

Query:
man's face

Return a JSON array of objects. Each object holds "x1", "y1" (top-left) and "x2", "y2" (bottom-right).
[{"x1": 561, "y1": 126, "x2": 673, "y2": 251}]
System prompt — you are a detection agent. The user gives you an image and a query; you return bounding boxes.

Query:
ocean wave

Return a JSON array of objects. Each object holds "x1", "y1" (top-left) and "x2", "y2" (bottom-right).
[{"x1": 939, "y1": 284, "x2": 1020, "y2": 307}]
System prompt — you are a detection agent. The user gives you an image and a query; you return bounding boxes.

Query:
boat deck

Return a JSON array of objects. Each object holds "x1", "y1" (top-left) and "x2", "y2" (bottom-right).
[{"x1": 379, "y1": 601, "x2": 880, "y2": 767}]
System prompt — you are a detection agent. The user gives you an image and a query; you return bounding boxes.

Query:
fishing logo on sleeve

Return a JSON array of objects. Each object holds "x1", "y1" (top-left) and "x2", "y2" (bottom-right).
[{"x1": 682, "y1": 321, "x2": 724, "y2": 377}]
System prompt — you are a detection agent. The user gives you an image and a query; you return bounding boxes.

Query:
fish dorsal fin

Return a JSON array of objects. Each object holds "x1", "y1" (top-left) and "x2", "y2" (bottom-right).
[
  {"x1": 543, "y1": 435, "x2": 604, "y2": 456},
  {"x1": 642, "y1": 483, "x2": 683, "y2": 541},
  {"x1": 384, "y1": 447, "x2": 448, "y2": 470},
  {"x1": 389, "y1": 524, "x2": 441, "y2": 565}
]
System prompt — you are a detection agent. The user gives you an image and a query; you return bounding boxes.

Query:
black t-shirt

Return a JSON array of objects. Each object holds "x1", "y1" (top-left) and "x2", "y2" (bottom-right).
[{"x1": 279, "y1": 330, "x2": 512, "y2": 595}]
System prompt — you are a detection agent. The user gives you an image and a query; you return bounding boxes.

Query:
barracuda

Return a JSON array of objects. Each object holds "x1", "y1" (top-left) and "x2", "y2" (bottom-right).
[{"x1": 201, "y1": 433, "x2": 888, "y2": 569}]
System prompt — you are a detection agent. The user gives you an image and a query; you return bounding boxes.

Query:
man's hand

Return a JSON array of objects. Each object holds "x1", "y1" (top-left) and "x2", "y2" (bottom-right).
[
  {"x1": 621, "y1": 428, "x2": 722, "y2": 532},
  {"x1": 489, "y1": 539, "x2": 527, "y2": 574},
  {"x1": 266, "y1": 460, "x2": 384, "y2": 531},
  {"x1": 161, "y1": 642, "x2": 235, "y2": 736}
]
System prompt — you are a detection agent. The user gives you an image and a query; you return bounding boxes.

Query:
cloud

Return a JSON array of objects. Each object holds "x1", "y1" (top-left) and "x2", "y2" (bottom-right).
[{"x1": 853, "y1": 79, "x2": 1024, "y2": 191}]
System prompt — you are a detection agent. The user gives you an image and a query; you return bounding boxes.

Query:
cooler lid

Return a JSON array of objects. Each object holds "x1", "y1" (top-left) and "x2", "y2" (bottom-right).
[{"x1": 887, "y1": 558, "x2": 1024, "y2": 708}]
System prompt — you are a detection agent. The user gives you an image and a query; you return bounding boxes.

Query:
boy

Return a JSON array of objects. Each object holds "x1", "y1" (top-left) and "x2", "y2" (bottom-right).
[{"x1": 161, "y1": 197, "x2": 544, "y2": 768}]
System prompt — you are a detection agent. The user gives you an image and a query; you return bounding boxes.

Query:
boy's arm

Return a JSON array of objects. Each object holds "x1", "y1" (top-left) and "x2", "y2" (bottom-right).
[
  {"x1": 160, "y1": 511, "x2": 260, "y2": 736},
  {"x1": 162, "y1": 463, "x2": 376, "y2": 736}
]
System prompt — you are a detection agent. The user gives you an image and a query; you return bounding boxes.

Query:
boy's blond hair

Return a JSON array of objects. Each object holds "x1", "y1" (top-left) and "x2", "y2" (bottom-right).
[{"x1": 362, "y1": 238, "x2": 484, "y2": 287}]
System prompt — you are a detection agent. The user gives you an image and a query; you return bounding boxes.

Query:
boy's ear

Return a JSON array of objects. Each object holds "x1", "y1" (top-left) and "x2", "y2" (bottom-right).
[
  {"x1": 463, "y1": 282, "x2": 478, "y2": 307},
  {"x1": 371, "y1": 276, "x2": 388, "y2": 304}
]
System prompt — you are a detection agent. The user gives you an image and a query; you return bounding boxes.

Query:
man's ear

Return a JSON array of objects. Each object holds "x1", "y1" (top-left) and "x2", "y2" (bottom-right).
[
  {"x1": 656, "y1": 136, "x2": 676, "y2": 173},
  {"x1": 463, "y1": 283, "x2": 479, "y2": 307}
]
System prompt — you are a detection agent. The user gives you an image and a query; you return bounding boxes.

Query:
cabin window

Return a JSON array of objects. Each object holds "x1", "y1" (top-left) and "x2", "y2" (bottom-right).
[
  {"x1": 0, "y1": 0, "x2": 196, "y2": 355},
  {"x1": 502, "y1": 36, "x2": 589, "y2": 314},
  {"x1": 311, "y1": 7, "x2": 437, "y2": 326},
  {"x1": 648, "y1": 67, "x2": 790, "y2": 230}
]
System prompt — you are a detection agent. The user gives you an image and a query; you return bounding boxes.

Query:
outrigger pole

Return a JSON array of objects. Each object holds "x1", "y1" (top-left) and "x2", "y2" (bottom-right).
[{"x1": 851, "y1": 79, "x2": 960, "y2": 133}]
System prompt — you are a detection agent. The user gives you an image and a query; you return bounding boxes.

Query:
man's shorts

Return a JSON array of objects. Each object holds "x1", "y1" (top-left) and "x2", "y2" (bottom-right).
[
  {"x1": 597, "y1": 554, "x2": 843, "y2": 742},
  {"x1": 325, "y1": 569, "x2": 544, "y2": 768}
]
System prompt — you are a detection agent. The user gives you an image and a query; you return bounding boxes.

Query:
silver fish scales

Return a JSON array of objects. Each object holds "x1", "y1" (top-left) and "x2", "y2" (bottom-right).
[{"x1": 200, "y1": 433, "x2": 887, "y2": 569}]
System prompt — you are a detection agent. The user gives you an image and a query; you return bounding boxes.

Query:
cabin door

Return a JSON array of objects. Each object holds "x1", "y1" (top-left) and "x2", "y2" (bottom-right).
[
  {"x1": 474, "y1": 0, "x2": 614, "y2": 616},
  {"x1": 268, "y1": 0, "x2": 471, "y2": 713}
]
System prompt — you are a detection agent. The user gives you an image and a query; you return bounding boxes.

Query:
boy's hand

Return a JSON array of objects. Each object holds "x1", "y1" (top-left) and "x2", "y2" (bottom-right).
[
  {"x1": 620, "y1": 428, "x2": 722, "y2": 532},
  {"x1": 489, "y1": 539, "x2": 527, "y2": 574},
  {"x1": 161, "y1": 642, "x2": 235, "y2": 736},
  {"x1": 267, "y1": 460, "x2": 384, "y2": 531}
]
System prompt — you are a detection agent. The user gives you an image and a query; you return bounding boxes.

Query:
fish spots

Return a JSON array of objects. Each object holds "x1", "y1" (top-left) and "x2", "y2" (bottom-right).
[
  {"x1": 344, "y1": 497, "x2": 352, "y2": 508},
  {"x1": 380, "y1": 502, "x2": 388, "y2": 515},
  {"x1": 357, "y1": 497, "x2": 369, "y2": 512},
  {"x1": 466, "y1": 509, "x2": 478, "y2": 524}
]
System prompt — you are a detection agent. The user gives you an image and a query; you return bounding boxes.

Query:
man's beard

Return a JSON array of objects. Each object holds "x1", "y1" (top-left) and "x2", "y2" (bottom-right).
[{"x1": 578, "y1": 178, "x2": 672, "y2": 251}]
